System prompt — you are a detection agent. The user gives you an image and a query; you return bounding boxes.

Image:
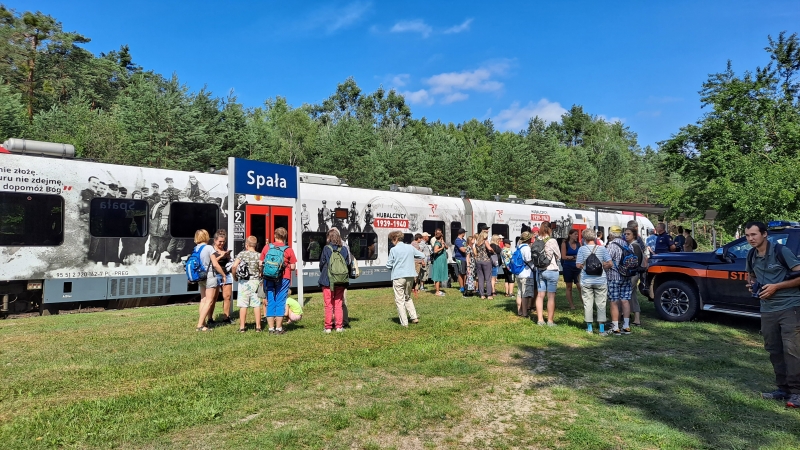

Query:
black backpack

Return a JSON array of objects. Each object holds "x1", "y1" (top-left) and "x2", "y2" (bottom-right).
[
  {"x1": 236, "y1": 258, "x2": 251, "y2": 280},
  {"x1": 530, "y1": 237, "x2": 552, "y2": 269},
  {"x1": 584, "y1": 246, "x2": 603, "y2": 276}
]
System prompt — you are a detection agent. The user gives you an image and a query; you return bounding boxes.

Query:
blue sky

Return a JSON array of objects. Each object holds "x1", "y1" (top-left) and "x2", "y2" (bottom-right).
[{"x1": 11, "y1": 0, "x2": 800, "y2": 148}]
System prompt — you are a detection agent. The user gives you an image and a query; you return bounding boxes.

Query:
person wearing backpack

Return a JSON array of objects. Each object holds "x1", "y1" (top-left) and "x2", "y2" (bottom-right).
[
  {"x1": 319, "y1": 228, "x2": 351, "y2": 332},
  {"x1": 386, "y1": 230, "x2": 425, "y2": 327},
  {"x1": 260, "y1": 227, "x2": 297, "y2": 335},
  {"x1": 606, "y1": 226, "x2": 634, "y2": 335},
  {"x1": 624, "y1": 223, "x2": 647, "y2": 327},
  {"x1": 576, "y1": 228, "x2": 613, "y2": 335},
  {"x1": 193, "y1": 229, "x2": 216, "y2": 332},
  {"x1": 744, "y1": 221, "x2": 800, "y2": 408},
  {"x1": 231, "y1": 236, "x2": 263, "y2": 333},
  {"x1": 513, "y1": 231, "x2": 536, "y2": 317},
  {"x1": 534, "y1": 222, "x2": 561, "y2": 326}
]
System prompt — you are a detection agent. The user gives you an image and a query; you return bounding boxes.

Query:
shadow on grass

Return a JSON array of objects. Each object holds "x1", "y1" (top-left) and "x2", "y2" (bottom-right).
[{"x1": 512, "y1": 319, "x2": 799, "y2": 449}]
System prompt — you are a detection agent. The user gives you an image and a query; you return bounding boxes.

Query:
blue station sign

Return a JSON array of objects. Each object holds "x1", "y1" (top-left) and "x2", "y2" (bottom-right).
[{"x1": 232, "y1": 158, "x2": 298, "y2": 198}]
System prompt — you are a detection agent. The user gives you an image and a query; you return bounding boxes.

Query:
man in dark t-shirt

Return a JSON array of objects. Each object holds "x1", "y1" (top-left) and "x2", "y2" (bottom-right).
[
  {"x1": 744, "y1": 221, "x2": 800, "y2": 408},
  {"x1": 653, "y1": 223, "x2": 675, "y2": 254}
]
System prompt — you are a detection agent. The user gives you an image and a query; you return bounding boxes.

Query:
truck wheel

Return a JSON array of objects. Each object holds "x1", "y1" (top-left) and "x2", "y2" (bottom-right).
[{"x1": 654, "y1": 280, "x2": 699, "y2": 322}]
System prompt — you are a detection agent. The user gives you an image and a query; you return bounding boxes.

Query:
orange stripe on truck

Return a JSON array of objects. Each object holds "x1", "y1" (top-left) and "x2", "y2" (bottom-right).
[{"x1": 648, "y1": 266, "x2": 730, "y2": 279}]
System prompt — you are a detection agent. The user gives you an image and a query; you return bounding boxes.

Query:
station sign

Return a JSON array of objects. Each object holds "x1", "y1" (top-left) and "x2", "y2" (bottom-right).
[{"x1": 232, "y1": 158, "x2": 298, "y2": 198}]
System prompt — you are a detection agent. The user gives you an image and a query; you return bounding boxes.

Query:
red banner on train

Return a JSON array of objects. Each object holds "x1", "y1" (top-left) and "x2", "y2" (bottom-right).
[{"x1": 531, "y1": 214, "x2": 550, "y2": 221}]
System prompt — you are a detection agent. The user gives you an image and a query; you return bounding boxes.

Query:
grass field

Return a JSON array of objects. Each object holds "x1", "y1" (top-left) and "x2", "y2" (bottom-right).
[{"x1": 1, "y1": 282, "x2": 799, "y2": 449}]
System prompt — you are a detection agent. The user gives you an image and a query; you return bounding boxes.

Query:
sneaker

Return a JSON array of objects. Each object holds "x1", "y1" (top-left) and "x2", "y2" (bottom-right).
[
  {"x1": 324, "y1": 329, "x2": 332, "y2": 334},
  {"x1": 547, "y1": 322, "x2": 557, "y2": 327},
  {"x1": 274, "y1": 329, "x2": 286, "y2": 335},
  {"x1": 621, "y1": 327, "x2": 631, "y2": 335},
  {"x1": 436, "y1": 291, "x2": 446, "y2": 297},
  {"x1": 586, "y1": 329, "x2": 593, "y2": 335},
  {"x1": 612, "y1": 328, "x2": 621, "y2": 336},
  {"x1": 537, "y1": 321, "x2": 545, "y2": 326},
  {"x1": 786, "y1": 394, "x2": 800, "y2": 408},
  {"x1": 335, "y1": 328, "x2": 344, "y2": 333},
  {"x1": 762, "y1": 389, "x2": 790, "y2": 400}
]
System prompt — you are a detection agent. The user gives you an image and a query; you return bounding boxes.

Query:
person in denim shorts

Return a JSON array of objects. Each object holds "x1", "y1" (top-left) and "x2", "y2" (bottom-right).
[
  {"x1": 606, "y1": 226, "x2": 632, "y2": 335},
  {"x1": 534, "y1": 222, "x2": 561, "y2": 326}
]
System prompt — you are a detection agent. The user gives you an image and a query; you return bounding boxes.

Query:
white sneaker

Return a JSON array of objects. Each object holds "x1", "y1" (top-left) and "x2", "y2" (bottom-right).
[
  {"x1": 324, "y1": 329, "x2": 332, "y2": 334},
  {"x1": 335, "y1": 328, "x2": 344, "y2": 333}
]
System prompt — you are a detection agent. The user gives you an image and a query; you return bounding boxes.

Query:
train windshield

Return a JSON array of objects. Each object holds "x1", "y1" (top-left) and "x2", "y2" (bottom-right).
[{"x1": 0, "y1": 192, "x2": 64, "y2": 246}]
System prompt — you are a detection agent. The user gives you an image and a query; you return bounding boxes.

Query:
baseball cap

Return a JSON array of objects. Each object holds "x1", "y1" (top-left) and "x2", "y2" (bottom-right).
[
  {"x1": 532, "y1": 226, "x2": 540, "y2": 233},
  {"x1": 479, "y1": 224, "x2": 489, "y2": 231},
  {"x1": 519, "y1": 231, "x2": 532, "y2": 243},
  {"x1": 609, "y1": 225, "x2": 623, "y2": 235},
  {"x1": 421, "y1": 232, "x2": 430, "y2": 237},
  {"x1": 458, "y1": 228, "x2": 467, "y2": 234}
]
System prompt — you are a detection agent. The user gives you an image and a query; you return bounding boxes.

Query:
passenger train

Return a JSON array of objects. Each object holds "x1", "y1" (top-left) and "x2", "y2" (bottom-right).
[{"x1": 0, "y1": 143, "x2": 654, "y2": 316}]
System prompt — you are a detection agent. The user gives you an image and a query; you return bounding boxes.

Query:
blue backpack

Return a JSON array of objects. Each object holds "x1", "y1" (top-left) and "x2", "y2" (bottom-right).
[
  {"x1": 506, "y1": 243, "x2": 532, "y2": 275},
  {"x1": 610, "y1": 241, "x2": 640, "y2": 277},
  {"x1": 262, "y1": 244, "x2": 288, "y2": 281},
  {"x1": 185, "y1": 244, "x2": 207, "y2": 282}
]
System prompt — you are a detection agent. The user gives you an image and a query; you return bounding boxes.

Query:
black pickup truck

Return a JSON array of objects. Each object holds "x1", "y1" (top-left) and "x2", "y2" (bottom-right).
[{"x1": 646, "y1": 222, "x2": 800, "y2": 321}]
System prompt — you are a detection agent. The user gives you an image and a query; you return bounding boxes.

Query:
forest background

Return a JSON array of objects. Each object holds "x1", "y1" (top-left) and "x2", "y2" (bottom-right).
[{"x1": 0, "y1": 6, "x2": 798, "y2": 237}]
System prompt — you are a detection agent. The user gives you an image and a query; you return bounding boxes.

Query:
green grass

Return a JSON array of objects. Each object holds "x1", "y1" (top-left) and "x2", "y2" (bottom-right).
[{"x1": 1, "y1": 283, "x2": 799, "y2": 449}]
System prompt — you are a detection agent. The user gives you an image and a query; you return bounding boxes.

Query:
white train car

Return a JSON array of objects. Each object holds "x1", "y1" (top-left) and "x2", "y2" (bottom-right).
[{"x1": 0, "y1": 149, "x2": 655, "y2": 315}]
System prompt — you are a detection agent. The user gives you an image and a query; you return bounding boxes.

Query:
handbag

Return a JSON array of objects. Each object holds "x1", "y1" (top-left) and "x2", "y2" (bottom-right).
[
  {"x1": 491, "y1": 254, "x2": 499, "y2": 267},
  {"x1": 349, "y1": 258, "x2": 360, "y2": 279},
  {"x1": 256, "y1": 281, "x2": 266, "y2": 299}
]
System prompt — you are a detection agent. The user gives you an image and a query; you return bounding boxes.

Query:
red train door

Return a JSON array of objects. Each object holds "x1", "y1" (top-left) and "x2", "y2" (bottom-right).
[{"x1": 244, "y1": 205, "x2": 293, "y2": 254}]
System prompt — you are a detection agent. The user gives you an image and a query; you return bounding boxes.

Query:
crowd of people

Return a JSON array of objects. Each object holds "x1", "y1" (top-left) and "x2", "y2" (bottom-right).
[{"x1": 188, "y1": 220, "x2": 701, "y2": 337}]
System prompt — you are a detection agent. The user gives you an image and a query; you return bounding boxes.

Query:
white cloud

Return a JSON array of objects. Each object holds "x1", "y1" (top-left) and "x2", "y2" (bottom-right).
[
  {"x1": 305, "y1": 2, "x2": 371, "y2": 34},
  {"x1": 390, "y1": 74, "x2": 410, "y2": 87},
  {"x1": 493, "y1": 99, "x2": 567, "y2": 131},
  {"x1": 425, "y1": 61, "x2": 509, "y2": 95},
  {"x1": 443, "y1": 18, "x2": 473, "y2": 34},
  {"x1": 390, "y1": 19, "x2": 433, "y2": 38},
  {"x1": 598, "y1": 114, "x2": 625, "y2": 123},
  {"x1": 401, "y1": 89, "x2": 434, "y2": 106},
  {"x1": 441, "y1": 92, "x2": 469, "y2": 104}
]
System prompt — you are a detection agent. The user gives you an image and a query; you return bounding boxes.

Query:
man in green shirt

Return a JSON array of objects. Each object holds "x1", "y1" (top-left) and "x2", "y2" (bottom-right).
[{"x1": 744, "y1": 221, "x2": 800, "y2": 408}]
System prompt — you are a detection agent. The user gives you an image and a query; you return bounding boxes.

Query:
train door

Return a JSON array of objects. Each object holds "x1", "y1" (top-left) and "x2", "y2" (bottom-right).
[{"x1": 244, "y1": 205, "x2": 293, "y2": 254}]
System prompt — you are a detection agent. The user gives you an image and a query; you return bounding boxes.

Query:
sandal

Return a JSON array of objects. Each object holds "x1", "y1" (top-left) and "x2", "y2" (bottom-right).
[
  {"x1": 255, "y1": 328, "x2": 262, "y2": 333},
  {"x1": 195, "y1": 326, "x2": 210, "y2": 332},
  {"x1": 238, "y1": 328, "x2": 246, "y2": 333}
]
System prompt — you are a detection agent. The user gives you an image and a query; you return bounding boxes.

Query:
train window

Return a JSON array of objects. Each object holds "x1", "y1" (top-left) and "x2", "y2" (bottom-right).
[
  {"x1": 422, "y1": 220, "x2": 445, "y2": 241},
  {"x1": 302, "y1": 232, "x2": 327, "y2": 262},
  {"x1": 90, "y1": 198, "x2": 148, "y2": 237},
  {"x1": 450, "y1": 222, "x2": 462, "y2": 244},
  {"x1": 348, "y1": 232, "x2": 378, "y2": 260},
  {"x1": 169, "y1": 202, "x2": 219, "y2": 238},
  {"x1": 388, "y1": 233, "x2": 414, "y2": 251},
  {"x1": 0, "y1": 192, "x2": 64, "y2": 246},
  {"x1": 491, "y1": 224, "x2": 509, "y2": 240}
]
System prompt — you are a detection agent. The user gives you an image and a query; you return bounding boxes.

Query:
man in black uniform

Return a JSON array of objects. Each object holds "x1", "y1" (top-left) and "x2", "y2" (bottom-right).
[
  {"x1": 164, "y1": 177, "x2": 181, "y2": 202},
  {"x1": 148, "y1": 183, "x2": 160, "y2": 206}
]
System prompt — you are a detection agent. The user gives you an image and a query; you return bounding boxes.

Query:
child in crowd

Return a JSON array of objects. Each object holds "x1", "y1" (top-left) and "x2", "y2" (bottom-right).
[
  {"x1": 285, "y1": 297, "x2": 303, "y2": 324},
  {"x1": 231, "y1": 236, "x2": 262, "y2": 332}
]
